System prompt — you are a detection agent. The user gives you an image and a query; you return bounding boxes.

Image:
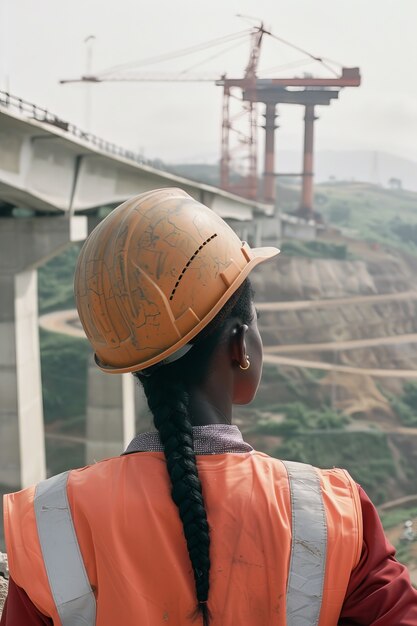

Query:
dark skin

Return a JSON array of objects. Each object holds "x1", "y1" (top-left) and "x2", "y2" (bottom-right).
[{"x1": 189, "y1": 303, "x2": 263, "y2": 426}]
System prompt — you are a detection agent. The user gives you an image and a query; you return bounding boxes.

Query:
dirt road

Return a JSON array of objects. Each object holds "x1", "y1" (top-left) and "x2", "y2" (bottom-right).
[
  {"x1": 263, "y1": 353, "x2": 417, "y2": 378},
  {"x1": 39, "y1": 290, "x2": 417, "y2": 379},
  {"x1": 39, "y1": 309, "x2": 85, "y2": 338},
  {"x1": 264, "y1": 333, "x2": 417, "y2": 354},
  {"x1": 257, "y1": 290, "x2": 417, "y2": 311}
]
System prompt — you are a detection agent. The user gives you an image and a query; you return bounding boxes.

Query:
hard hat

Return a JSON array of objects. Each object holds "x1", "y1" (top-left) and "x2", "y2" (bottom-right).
[{"x1": 74, "y1": 188, "x2": 280, "y2": 373}]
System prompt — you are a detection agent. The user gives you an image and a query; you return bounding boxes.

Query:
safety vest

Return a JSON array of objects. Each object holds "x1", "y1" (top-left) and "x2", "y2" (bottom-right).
[{"x1": 4, "y1": 450, "x2": 362, "y2": 626}]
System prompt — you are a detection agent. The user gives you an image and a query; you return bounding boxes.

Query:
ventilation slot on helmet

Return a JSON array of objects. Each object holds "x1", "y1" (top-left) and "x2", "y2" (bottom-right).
[{"x1": 170, "y1": 233, "x2": 218, "y2": 300}]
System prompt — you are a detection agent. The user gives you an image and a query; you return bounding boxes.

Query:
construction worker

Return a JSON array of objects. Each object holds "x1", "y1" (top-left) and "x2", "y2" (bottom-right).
[{"x1": 2, "y1": 188, "x2": 417, "y2": 625}]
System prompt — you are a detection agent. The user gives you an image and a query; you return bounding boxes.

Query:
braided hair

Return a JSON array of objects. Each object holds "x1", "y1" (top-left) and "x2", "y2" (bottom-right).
[{"x1": 133, "y1": 279, "x2": 254, "y2": 625}]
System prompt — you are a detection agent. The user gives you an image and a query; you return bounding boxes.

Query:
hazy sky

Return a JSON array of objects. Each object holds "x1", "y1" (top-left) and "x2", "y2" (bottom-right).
[{"x1": 1, "y1": 0, "x2": 416, "y2": 164}]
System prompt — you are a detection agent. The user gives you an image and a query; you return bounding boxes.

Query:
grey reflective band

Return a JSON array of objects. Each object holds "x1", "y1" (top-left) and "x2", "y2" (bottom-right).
[
  {"x1": 282, "y1": 461, "x2": 327, "y2": 626},
  {"x1": 34, "y1": 472, "x2": 96, "y2": 626}
]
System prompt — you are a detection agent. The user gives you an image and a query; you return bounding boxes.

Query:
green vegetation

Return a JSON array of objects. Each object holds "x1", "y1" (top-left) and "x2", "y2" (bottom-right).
[
  {"x1": 380, "y1": 506, "x2": 417, "y2": 530},
  {"x1": 280, "y1": 239, "x2": 350, "y2": 260},
  {"x1": 167, "y1": 163, "x2": 220, "y2": 186},
  {"x1": 252, "y1": 368, "x2": 398, "y2": 503},
  {"x1": 272, "y1": 431, "x2": 396, "y2": 504},
  {"x1": 380, "y1": 505, "x2": 417, "y2": 570},
  {"x1": 328, "y1": 203, "x2": 351, "y2": 226},
  {"x1": 388, "y1": 217, "x2": 417, "y2": 247},
  {"x1": 255, "y1": 402, "x2": 350, "y2": 435},
  {"x1": 38, "y1": 243, "x2": 81, "y2": 313},
  {"x1": 252, "y1": 366, "x2": 396, "y2": 503},
  {"x1": 252, "y1": 364, "x2": 398, "y2": 504},
  {"x1": 38, "y1": 242, "x2": 89, "y2": 429},
  {"x1": 393, "y1": 540, "x2": 414, "y2": 567},
  {"x1": 389, "y1": 382, "x2": 417, "y2": 427},
  {"x1": 40, "y1": 329, "x2": 89, "y2": 425},
  {"x1": 40, "y1": 328, "x2": 89, "y2": 474},
  {"x1": 256, "y1": 365, "x2": 327, "y2": 409},
  {"x1": 311, "y1": 182, "x2": 417, "y2": 252},
  {"x1": 257, "y1": 366, "x2": 308, "y2": 402},
  {"x1": 391, "y1": 398, "x2": 417, "y2": 427},
  {"x1": 45, "y1": 439, "x2": 85, "y2": 476}
]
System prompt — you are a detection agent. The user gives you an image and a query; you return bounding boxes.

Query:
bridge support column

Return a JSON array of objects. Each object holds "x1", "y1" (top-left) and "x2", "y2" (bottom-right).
[
  {"x1": 0, "y1": 216, "x2": 87, "y2": 488},
  {"x1": 263, "y1": 103, "x2": 278, "y2": 204},
  {"x1": 300, "y1": 105, "x2": 318, "y2": 218},
  {"x1": 85, "y1": 360, "x2": 152, "y2": 463}
]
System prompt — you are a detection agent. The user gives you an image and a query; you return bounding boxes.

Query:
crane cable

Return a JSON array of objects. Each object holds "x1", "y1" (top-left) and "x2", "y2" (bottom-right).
[
  {"x1": 178, "y1": 37, "x2": 250, "y2": 76},
  {"x1": 98, "y1": 29, "x2": 251, "y2": 79},
  {"x1": 265, "y1": 31, "x2": 341, "y2": 77},
  {"x1": 260, "y1": 58, "x2": 318, "y2": 76}
]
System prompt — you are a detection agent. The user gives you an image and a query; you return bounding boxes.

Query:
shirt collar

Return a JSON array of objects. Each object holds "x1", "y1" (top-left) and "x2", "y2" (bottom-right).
[{"x1": 124, "y1": 424, "x2": 253, "y2": 455}]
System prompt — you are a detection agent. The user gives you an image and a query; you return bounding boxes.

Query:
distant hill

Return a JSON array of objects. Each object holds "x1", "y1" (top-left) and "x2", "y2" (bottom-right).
[
  {"x1": 167, "y1": 163, "x2": 220, "y2": 186},
  {"x1": 168, "y1": 151, "x2": 417, "y2": 193},
  {"x1": 312, "y1": 181, "x2": 417, "y2": 252},
  {"x1": 271, "y1": 150, "x2": 417, "y2": 193}
]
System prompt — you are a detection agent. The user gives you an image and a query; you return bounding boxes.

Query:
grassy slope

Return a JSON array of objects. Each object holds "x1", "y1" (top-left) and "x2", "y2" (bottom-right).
[{"x1": 315, "y1": 182, "x2": 417, "y2": 252}]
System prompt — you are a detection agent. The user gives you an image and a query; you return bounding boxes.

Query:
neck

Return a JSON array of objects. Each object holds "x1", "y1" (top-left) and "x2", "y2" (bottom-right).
[{"x1": 188, "y1": 389, "x2": 232, "y2": 427}]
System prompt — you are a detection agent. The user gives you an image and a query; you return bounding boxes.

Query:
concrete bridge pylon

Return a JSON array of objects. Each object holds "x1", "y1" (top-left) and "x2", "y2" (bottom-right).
[
  {"x1": 85, "y1": 358, "x2": 152, "y2": 463},
  {"x1": 0, "y1": 214, "x2": 87, "y2": 488}
]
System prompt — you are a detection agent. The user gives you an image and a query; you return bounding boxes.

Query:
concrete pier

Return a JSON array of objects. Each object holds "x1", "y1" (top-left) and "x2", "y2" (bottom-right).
[
  {"x1": 300, "y1": 105, "x2": 318, "y2": 217},
  {"x1": 0, "y1": 215, "x2": 86, "y2": 488},
  {"x1": 85, "y1": 359, "x2": 152, "y2": 463}
]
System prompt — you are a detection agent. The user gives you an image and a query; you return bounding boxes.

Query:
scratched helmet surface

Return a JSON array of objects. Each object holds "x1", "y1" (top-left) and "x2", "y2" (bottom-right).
[{"x1": 74, "y1": 188, "x2": 280, "y2": 373}]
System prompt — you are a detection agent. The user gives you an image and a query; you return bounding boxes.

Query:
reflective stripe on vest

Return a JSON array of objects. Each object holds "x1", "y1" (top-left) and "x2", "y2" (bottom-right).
[
  {"x1": 283, "y1": 461, "x2": 327, "y2": 626},
  {"x1": 34, "y1": 471, "x2": 96, "y2": 626},
  {"x1": 34, "y1": 464, "x2": 327, "y2": 626}
]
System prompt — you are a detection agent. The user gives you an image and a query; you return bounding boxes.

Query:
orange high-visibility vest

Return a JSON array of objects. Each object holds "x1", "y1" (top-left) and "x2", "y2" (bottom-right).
[{"x1": 4, "y1": 450, "x2": 362, "y2": 626}]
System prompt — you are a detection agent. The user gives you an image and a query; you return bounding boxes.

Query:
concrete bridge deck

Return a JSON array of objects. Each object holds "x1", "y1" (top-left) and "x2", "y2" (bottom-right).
[
  {"x1": 0, "y1": 91, "x2": 278, "y2": 489},
  {"x1": 0, "y1": 90, "x2": 272, "y2": 220}
]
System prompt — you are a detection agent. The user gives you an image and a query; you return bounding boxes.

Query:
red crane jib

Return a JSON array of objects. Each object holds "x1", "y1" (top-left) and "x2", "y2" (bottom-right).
[{"x1": 217, "y1": 67, "x2": 361, "y2": 89}]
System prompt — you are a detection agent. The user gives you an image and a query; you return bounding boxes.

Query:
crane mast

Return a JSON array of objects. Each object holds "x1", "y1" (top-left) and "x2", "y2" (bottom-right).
[{"x1": 220, "y1": 25, "x2": 266, "y2": 200}]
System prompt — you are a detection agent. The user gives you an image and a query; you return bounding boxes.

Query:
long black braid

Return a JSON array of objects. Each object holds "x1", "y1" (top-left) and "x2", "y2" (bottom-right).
[{"x1": 133, "y1": 279, "x2": 254, "y2": 625}]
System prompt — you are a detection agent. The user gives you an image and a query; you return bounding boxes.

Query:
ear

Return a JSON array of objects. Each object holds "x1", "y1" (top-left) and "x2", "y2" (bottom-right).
[{"x1": 230, "y1": 324, "x2": 249, "y2": 369}]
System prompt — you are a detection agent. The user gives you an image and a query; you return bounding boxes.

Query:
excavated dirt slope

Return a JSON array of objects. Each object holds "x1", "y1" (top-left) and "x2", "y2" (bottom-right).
[
  {"x1": 240, "y1": 246, "x2": 417, "y2": 502},
  {"x1": 251, "y1": 250, "x2": 417, "y2": 397}
]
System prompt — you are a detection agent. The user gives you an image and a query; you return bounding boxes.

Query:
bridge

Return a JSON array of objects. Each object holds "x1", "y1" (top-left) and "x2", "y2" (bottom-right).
[{"x1": 0, "y1": 91, "x2": 276, "y2": 489}]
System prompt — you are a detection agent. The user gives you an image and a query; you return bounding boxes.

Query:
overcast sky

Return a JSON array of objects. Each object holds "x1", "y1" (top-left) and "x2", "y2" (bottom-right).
[{"x1": 1, "y1": 0, "x2": 416, "y2": 164}]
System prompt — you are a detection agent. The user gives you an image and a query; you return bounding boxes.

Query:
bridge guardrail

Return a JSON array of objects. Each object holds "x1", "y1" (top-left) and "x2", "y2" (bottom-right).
[{"x1": 0, "y1": 90, "x2": 155, "y2": 168}]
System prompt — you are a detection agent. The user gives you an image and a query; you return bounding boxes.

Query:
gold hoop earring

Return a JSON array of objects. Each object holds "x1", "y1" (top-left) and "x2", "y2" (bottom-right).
[{"x1": 239, "y1": 356, "x2": 250, "y2": 371}]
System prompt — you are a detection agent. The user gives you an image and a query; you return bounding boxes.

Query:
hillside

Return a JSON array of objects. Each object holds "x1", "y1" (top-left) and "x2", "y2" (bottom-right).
[{"x1": 236, "y1": 246, "x2": 417, "y2": 505}]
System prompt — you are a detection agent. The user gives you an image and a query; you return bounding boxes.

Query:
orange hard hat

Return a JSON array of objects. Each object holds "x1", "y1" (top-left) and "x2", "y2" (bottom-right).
[{"x1": 74, "y1": 188, "x2": 280, "y2": 373}]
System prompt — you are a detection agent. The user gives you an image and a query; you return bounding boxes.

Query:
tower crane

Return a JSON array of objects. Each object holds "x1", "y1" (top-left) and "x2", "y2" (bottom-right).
[{"x1": 60, "y1": 27, "x2": 361, "y2": 214}]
